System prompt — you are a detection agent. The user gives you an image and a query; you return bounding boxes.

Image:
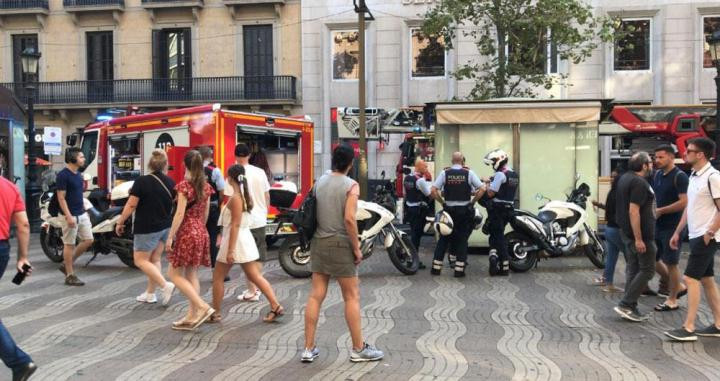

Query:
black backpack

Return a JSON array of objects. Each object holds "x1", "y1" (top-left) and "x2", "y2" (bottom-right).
[
  {"x1": 48, "y1": 192, "x2": 61, "y2": 217},
  {"x1": 292, "y1": 187, "x2": 317, "y2": 251}
]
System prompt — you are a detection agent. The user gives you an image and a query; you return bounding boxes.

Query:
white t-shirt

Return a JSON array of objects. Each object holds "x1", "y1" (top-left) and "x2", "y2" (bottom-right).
[
  {"x1": 224, "y1": 164, "x2": 270, "y2": 229},
  {"x1": 687, "y1": 162, "x2": 720, "y2": 240}
]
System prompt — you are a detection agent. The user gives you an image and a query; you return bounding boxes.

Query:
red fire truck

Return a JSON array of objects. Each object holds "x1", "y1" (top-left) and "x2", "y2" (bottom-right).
[
  {"x1": 607, "y1": 105, "x2": 717, "y2": 157},
  {"x1": 70, "y1": 103, "x2": 314, "y2": 238}
]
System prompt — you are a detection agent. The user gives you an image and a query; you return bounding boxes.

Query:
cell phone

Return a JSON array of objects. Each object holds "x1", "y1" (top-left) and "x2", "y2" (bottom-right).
[{"x1": 12, "y1": 264, "x2": 32, "y2": 285}]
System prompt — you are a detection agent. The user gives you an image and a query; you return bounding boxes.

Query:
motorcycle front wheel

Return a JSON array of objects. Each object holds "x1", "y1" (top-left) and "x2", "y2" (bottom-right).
[
  {"x1": 386, "y1": 231, "x2": 419, "y2": 275},
  {"x1": 40, "y1": 226, "x2": 65, "y2": 263},
  {"x1": 117, "y1": 249, "x2": 137, "y2": 268},
  {"x1": 583, "y1": 226, "x2": 605, "y2": 269},
  {"x1": 506, "y1": 231, "x2": 539, "y2": 273},
  {"x1": 279, "y1": 235, "x2": 312, "y2": 278}
]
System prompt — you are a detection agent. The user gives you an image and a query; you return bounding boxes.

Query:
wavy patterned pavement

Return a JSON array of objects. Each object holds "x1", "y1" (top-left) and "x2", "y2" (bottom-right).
[
  {"x1": 486, "y1": 277, "x2": 562, "y2": 381},
  {"x1": 8, "y1": 241, "x2": 720, "y2": 380}
]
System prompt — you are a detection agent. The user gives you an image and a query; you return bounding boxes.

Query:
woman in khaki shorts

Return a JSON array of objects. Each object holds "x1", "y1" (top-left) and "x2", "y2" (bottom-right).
[{"x1": 301, "y1": 144, "x2": 384, "y2": 364}]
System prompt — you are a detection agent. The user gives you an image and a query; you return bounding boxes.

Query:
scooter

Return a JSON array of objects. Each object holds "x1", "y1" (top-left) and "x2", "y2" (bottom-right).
[
  {"x1": 39, "y1": 172, "x2": 136, "y2": 268},
  {"x1": 503, "y1": 175, "x2": 605, "y2": 272},
  {"x1": 278, "y1": 179, "x2": 420, "y2": 278}
]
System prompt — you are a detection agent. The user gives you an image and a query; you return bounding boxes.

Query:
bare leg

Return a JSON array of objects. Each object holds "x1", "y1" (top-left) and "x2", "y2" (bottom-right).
[
  {"x1": 185, "y1": 266, "x2": 201, "y2": 294},
  {"x1": 337, "y1": 276, "x2": 364, "y2": 350},
  {"x1": 241, "y1": 262, "x2": 279, "y2": 309},
  {"x1": 683, "y1": 276, "x2": 702, "y2": 331},
  {"x1": 246, "y1": 261, "x2": 262, "y2": 294},
  {"x1": 135, "y1": 248, "x2": 167, "y2": 295},
  {"x1": 168, "y1": 265, "x2": 208, "y2": 320},
  {"x1": 656, "y1": 261, "x2": 669, "y2": 289},
  {"x1": 212, "y1": 262, "x2": 232, "y2": 313},
  {"x1": 701, "y1": 277, "x2": 720, "y2": 328},
  {"x1": 304, "y1": 273, "x2": 329, "y2": 349},
  {"x1": 63, "y1": 244, "x2": 76, "y2": 275},
  {"x1": 665, "y1": 264, "x2": 685, "y2": 306}
]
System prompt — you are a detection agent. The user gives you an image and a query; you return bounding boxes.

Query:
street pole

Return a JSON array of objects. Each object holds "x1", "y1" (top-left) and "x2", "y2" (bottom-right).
[
  {"x1": 25, "y1": 84, "x2": 40, "y2": 231},
  {"x1": 715, "y1": 66, "x2": 720, "y2": 166},
  {"x1": 357, "y1": 0, "x2": 368, "y2": 199}
]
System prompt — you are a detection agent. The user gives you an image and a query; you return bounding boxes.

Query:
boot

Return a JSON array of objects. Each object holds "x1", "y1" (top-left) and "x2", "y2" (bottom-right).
[{"x1": 488, "y1": 249, "x2": 499, "y2": 276}]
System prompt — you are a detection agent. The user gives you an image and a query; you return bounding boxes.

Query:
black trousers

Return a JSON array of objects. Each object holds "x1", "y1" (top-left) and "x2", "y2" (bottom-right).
[
  {"x1": 487, "y1": 208, "x2": 510, "y2": 263},
  {"x1": 405, "y1": 204, "x2": 427, "y2": 252},
  {"x1": 433, "y1": 205, "x2": 473, "y2": 271},
  {"x1": 207, "y1": 203, "x2": 220, "y2": 267}
]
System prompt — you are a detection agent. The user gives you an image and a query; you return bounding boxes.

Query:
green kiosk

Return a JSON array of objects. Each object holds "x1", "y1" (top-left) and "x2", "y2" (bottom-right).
[
  {"x1": 0, "y1": 87, "x2": 27, "y2": 193},
  {"x1": 433, "y1": 100, "x2": 602, "y2": 247}
]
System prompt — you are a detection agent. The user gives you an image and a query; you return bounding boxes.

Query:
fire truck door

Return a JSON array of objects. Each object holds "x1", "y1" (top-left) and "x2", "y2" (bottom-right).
[
  {"x1": 166, "y1": 146, "x2": 192, "y2": 184},
  {"x1": 143, "y1": 128, "x2": 190, "y2": 174}
]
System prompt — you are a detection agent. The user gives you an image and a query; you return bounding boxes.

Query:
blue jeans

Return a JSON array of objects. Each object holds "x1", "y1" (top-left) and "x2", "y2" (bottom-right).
[
  {"x1": 602, "y1": 226, "x2": 624, "y2": 284},
  {"x1": 0, "y1": 241, "x2": 32, "y2": 370}
]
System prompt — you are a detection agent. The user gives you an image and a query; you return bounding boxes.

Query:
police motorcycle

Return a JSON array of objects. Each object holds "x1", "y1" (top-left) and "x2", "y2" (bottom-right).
[
  {"x1": 503, "y1": 175, "x2": 605, "y2": 272},
  {"x1": 39, "y1": 171, "x2": 136, "y2": 268},
  {"x1": 278, "y1": 172, "x2": 420, "y2": 278}
]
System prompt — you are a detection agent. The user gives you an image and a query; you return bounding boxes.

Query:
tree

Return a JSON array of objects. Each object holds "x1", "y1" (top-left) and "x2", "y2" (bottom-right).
[{"x1": 422, "y1": 0, "x2": 620, "y2": 99}]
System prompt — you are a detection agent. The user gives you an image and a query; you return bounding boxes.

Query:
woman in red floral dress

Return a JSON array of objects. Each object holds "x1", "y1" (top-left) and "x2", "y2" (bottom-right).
[{"x1": 166, "y1": 150, "x2": 215, "y2": 331}]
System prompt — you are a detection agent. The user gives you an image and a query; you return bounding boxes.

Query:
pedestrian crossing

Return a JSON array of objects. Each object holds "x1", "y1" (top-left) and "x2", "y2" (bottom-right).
[{"x1": 3, "y1": 243, "x2": 720, "y2": 380}]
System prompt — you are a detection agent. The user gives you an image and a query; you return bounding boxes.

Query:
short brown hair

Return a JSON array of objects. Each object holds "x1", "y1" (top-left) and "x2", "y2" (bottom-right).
[
  {"x1": 687, "y1": 137, "x2": 716, "y2": 160},
  {"x1": 147, "y1": 149, "x2": 168, "y2": 172}
]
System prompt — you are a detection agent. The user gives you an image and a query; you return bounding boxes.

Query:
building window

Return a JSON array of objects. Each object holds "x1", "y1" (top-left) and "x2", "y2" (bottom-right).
[
  {"x1": 411, "y1": 29, "x2": 445, "y2": 78},
  {"x1": 505, "y1": 28, "x2": 558, "y2": 75},
  {"x1": 12, "y1": 34, "x2": 38, "y2": 84},
  {"x1": 614, "y1": 19, "x2": 651, "y2": 71},
  {"x1": 152, "y1": 28, "x2": 191, "y2": 96},
  {"x1": 332, "y1": 30, "x2": 359, "y2": 80},
  {"x1": 704, "y1": 16, "x2": 720, "y2": 68}
]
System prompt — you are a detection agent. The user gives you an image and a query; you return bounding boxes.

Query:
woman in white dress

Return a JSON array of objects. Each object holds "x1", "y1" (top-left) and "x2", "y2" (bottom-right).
[{"x1": 210, "y1": 164, "x2": 284, "y2": 323}]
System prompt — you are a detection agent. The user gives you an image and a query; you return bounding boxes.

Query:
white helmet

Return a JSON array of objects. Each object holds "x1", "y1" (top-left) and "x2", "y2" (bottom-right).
[
  {"x1": 484, "y1": 149, "x2": 509, "y2": 171},
  {"x1": 434, "y1": 210, "x2": 454, "y2": 236}
]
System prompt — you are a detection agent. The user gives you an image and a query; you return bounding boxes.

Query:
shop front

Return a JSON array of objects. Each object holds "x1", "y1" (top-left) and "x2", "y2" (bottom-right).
[
  {"x1": 0, "y1": 87, "x2": 27, "y2": 192},
  {"x1": 434, "y1": 100, "x2": 602, "y2": 247}
]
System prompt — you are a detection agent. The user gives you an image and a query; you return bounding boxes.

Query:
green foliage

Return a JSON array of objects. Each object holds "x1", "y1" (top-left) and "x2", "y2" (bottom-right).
[{"x1": 422, "y1": 0, "x2": 621, "y2": 99}]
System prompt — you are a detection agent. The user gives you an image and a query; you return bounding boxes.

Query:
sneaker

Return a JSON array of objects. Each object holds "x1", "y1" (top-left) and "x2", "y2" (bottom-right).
[
  {"x1": 238, "y1": 289, "x2": 261, "y2": 302},
  {"x1": 12, "y1": 361, "x2": 37, "y2": 381},
  {"x1": 601, "y1": 285, "x2": 624, "y2": 293},
  {"x1": 161, "y1": 282, "x2": 175, "y2": 306},
  {"x1": 136, "y1": 292, "x2": 157, "y2": 304},
  {"x1": 665, "y1": 327, "x2": 698, "y2": 342},
  {"x1": 696, "y1": 325, "x2": 720, "y2": 338},
  {"x1": 613, "y1": 306, "x2": 647, "y2": 322},
  {"x1": 300, "y1": 347, "x2": 320, "y2": 363},
  {"x1": 430, "y1": 268, "x2": 441, "y2": 276},
  {"x1": 453, "y1": 270, "x2": 466, "y2": 278},
  {"x1": 350, "y1": 343, "x2": 384, "y2": 362},
  {"x1": 65, "y1": 274, "x2": 85, "y2": 286}
]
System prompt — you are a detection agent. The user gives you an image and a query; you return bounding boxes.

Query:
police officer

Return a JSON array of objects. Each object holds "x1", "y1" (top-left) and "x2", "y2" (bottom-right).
[
  {"x1": 431, "y1": 152, "x2": 485, "y2": 277},
  {"x1": 199, "y1": 146, "x2": 226, "y2": 273},
  {"x1": 404, "y1": 158, "x2": 433, "y2": 269},
  {"x1": 482, "y1": 148, "x2": 519, "y2": 276}
]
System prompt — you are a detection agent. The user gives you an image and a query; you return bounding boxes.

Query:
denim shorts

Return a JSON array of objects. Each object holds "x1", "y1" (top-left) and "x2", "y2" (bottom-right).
[{"x1": 133, "y1": 228, "x2": 169, "y2": 252}]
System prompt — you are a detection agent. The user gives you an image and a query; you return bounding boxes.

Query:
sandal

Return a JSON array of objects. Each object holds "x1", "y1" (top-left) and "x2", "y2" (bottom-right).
[
  {"x1": 592, "y1": 277, "x2": 607, "y2": 286},
  {"x1": 655, "y1": 302, "x2": 680, "y2": 312},
  {"x1": 263, "y1": 305, "x2": 285, "y2": 323},
  {"x1": 207, "y1": 312, "x2": 222, "y2": 323},
  {"x1": 172, "y1": 319, "x2": 195, "y2": 331},
  {"x1": 192, "y1": 307, "x2": 216, "y2": 329}
]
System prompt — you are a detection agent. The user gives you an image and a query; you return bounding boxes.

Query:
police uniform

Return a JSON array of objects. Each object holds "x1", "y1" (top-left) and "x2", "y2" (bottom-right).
[
  {"x1": 204, "y1": 160, "x2": 225, "y2": 267},
  {"x1": 485, "y1": 165, "x2": 519, "y2": 275},
  {"x1": 404, "y1": 171, "x2": 432, "y2": 253},
  {"x1": 432, "y1": 164, "x2": 483, "y2": 277}
]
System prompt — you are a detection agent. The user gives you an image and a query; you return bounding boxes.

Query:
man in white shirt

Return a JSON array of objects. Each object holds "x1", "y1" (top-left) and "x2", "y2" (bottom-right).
[
  {"x1": 226, "y1": 143, "x2": 270, "y2": 302},
  {"x1": 665, "y1": 137, "x2": 720, "y2": 342}
]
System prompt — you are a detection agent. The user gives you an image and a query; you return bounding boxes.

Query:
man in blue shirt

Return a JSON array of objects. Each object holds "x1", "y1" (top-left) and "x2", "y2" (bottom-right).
[
  {"x1": 430, "y1": 152, "x2": 485, "y2": 277},
  {"x1": 56, "y1": 147, "x2": 93, "y2": 286},
  {"x1": 651, "y1": 145, "x2": 688, "y2": 311}
]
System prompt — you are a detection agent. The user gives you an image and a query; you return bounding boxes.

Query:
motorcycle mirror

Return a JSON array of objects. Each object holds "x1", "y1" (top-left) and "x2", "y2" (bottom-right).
[
  {"x1": 575, "y1": 173, "x2": 581, "y2": 181},
  {"x1": 535, "y1": 193, "x2": 543, "y2": 201}
]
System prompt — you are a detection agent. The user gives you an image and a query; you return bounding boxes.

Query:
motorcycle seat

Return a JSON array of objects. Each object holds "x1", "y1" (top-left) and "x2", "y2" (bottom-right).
[
  {"x1": 538, "y1": 210, "x2": 557, "y2": 224},
  {"x1": 87, "y1": 206, "x2": 123, "y2": 225}
]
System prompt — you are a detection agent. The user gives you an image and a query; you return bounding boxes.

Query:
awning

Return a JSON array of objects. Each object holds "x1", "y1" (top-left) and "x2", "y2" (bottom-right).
[{"x1": 436, "y1": 101, "x2": 602, "y2": 125}]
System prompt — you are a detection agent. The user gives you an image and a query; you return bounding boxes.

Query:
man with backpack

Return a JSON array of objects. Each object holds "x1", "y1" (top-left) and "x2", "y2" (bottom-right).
[
  {"x1": 199, "y1": 146, "x2": 225, "y2": 271},
  {"x1": 651, "y1": 144, "x2": 688, "y2": 312}
]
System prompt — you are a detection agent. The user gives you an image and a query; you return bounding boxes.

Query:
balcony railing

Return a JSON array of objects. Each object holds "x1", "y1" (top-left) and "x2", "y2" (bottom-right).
[
  {"x1": 1, "y1": 76, "x2": 297, "y2": 107},
  {"x1": 141, "y1": 0, "x2": 203, "y2": 5},
  {"x1": 0, "y1": 0, "x2": 49, "y2": 10},
  {"x1": 64, "y1": 0, "x2": 124, "y2": 7}
]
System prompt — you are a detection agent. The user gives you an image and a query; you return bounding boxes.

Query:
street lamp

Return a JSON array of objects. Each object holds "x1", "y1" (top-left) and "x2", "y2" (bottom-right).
[
  {"x1": 21, "y1": 47, "x2": 41, "y2": 230},
  {"x1": 707, "y1": 29, "x2": 720, "y2": 164}
]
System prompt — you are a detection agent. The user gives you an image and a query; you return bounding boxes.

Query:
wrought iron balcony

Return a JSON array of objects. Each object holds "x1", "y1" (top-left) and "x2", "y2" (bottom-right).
[
  {"x1": 0, "y1": 0, "x2": 49, "y2": 14},
  {"x1": 1, "y1": 76, "x2": 297, "y2": 108},
  {"x1": 64, "y1": 0, "x2": 125, "y2": 11},
  {"x1": 141, "y1": 0, "x2": 203, "y2": 8}
]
